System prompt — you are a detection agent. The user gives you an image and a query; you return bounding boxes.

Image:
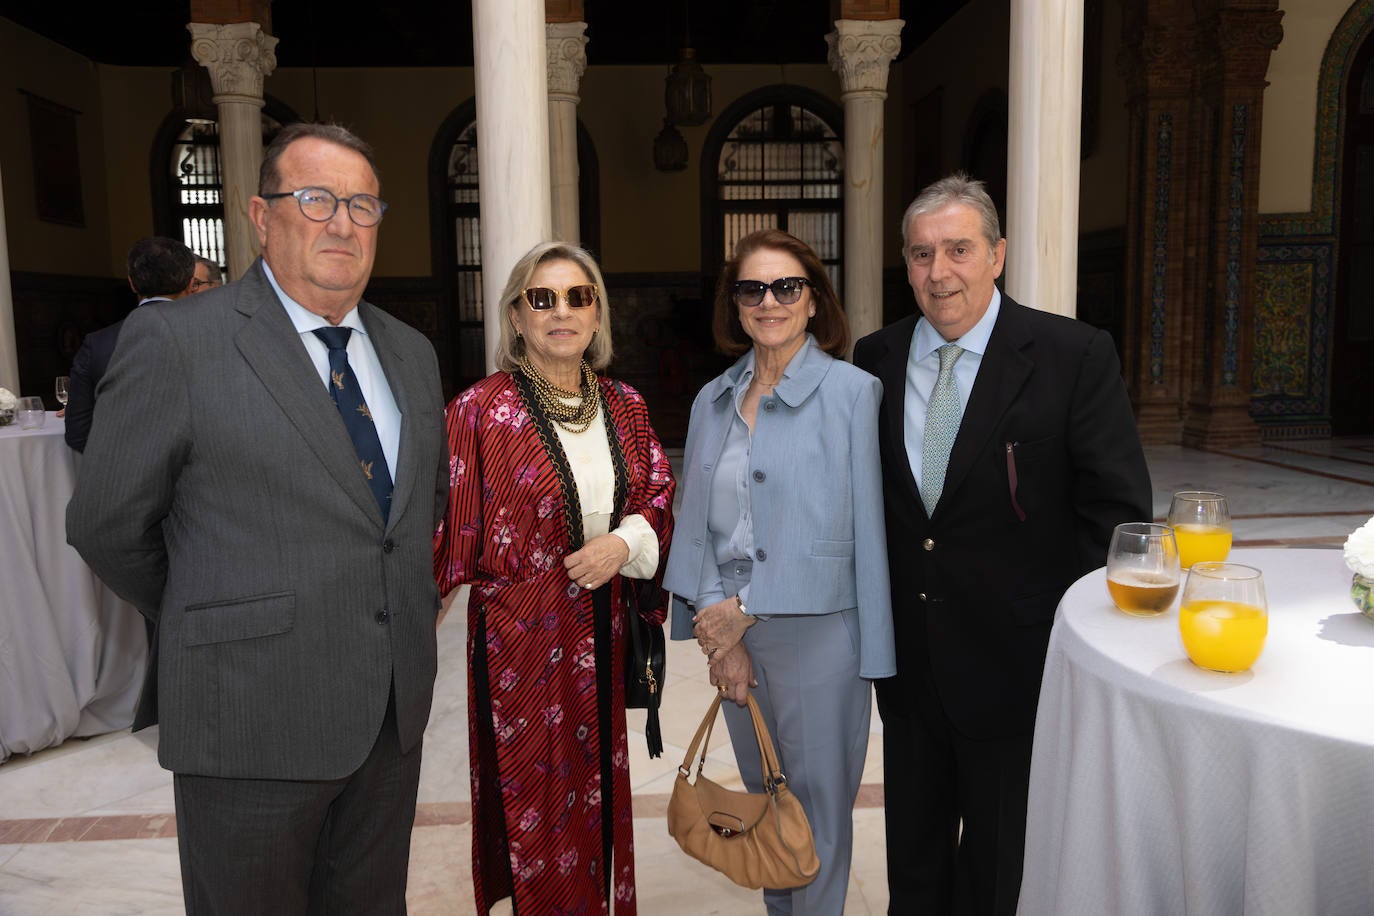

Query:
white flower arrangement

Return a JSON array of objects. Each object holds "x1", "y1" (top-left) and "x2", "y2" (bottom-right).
[
  {"x1": 1344, "y1": 516, "x2": 1374, "y2": 578},
  {"x1": 0, "y1": 387, "x2": 15, "y2": 411}
]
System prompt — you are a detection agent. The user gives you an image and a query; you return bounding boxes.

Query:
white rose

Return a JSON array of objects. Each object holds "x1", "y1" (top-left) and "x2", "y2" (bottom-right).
[
  {"x1": 0, "y1": 388, "x2": 16, "y2": 411},
  {"x1": 1344, "y1": 516, "x2": 1374, "y2": 578}
]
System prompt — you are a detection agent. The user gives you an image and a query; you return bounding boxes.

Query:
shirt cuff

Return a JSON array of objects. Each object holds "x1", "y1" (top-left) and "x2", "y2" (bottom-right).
[{"x1": 612, "y1": 514, "x2": 659, "y2": 579}]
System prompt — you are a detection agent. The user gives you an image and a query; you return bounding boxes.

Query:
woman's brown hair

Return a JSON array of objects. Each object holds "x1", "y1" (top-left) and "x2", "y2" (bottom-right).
[{"x1": 711, "y1": 228, "x2": 849, "y2": 358}]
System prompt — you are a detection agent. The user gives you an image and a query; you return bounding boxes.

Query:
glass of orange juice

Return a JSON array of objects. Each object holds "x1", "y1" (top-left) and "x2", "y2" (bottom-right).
[
  {"x1": 1106, "y1": 522, "x2": 1181, "y2": 616},
  {"x1": 1168, "y1": 491, "x2": 1232, "y2": 568},
  {"x1": 1179, "y1": 562, "x2": 1267, "y2": 672}
]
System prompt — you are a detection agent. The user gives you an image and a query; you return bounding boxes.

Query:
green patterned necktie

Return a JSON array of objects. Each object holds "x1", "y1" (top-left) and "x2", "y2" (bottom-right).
[{"x1": 921, "y1": 343, "x2": 964, "y2": 516}]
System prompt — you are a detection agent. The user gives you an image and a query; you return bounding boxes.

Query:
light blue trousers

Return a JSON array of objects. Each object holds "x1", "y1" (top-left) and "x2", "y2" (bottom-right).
[{"x1": 718, "y1": 560, "x2": 872, "y2": 916}]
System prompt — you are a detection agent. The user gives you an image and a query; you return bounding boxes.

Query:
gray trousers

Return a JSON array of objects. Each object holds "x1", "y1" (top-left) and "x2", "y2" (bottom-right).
[{"x1": 719, "y1": 561, "x2": 872, "y2": 916}]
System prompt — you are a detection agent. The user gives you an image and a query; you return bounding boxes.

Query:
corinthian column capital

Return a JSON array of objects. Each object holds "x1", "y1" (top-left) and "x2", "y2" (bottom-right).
[
  {"x1": 189, "y1": 21, "x2": 279, "y2": 103},
  {"x1": 826, "y1": 18, "x2": 903, "y2": 96},
  {"x1": 546, "y1": 21, "x2": 588, "y2": 104}
]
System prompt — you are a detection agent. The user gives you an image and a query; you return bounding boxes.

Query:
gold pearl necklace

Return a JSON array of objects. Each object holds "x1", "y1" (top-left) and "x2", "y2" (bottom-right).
[{"x1": 519, "y1": 356, "x2": 600, "y2": 434}]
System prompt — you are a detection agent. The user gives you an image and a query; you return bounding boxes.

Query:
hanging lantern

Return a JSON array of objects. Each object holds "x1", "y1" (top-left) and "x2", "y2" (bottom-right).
[
  {"x1": 653, "y1": 118, "x2": 689, "y2": 172},
  {"x1": 664, "y1": 47, "x2": 712, "y2": 126},
  {"x1": 171, "y1": 56, "x2": 217, "y2": 125}
]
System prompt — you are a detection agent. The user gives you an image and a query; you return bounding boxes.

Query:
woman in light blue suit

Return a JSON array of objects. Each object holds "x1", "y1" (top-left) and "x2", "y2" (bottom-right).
[{"x1": 664, "y1": 228, "x2": 895, "y2": 915}]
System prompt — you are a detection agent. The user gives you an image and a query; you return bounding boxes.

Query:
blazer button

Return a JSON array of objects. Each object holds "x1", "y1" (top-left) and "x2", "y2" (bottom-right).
[
  {"x1": 375, "y1": 609, "x2": 390, "y2": 625},
  {"x1": 756, "y1": 549, "x2": 768, "y2": 561},
  {"x1": 922, "y1": 538, "x2": 935, "y2": 551},
  {"x1": 752, "y1": 470, "x2": 766, "y2": 483},
  {"x1": 763, "y1": 400, "x2": 776, "y2": 411},
  {"x1": 918, "y1": 592, "x2": 928, "y2": 602},
  {"x1": 382, "y1": 539, "x2": 396, "y2": 553}
]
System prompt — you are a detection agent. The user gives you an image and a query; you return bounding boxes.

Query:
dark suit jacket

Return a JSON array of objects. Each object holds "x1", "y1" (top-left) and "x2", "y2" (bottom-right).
[
  {"x1": 67, "y1": 261, "x2": 450, "y2": 780},
  {"x1": 65, "y1": 318, "x2": 126, "y2": 452},
  {"x1": 854, "y1": 297, "x2": 1151, "y2": 739}
]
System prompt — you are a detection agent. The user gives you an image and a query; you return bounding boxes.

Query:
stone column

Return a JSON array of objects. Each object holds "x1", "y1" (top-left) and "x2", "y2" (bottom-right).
[
  {"x1": 546, "y1": 21, "x2": 587, "y2": 245},
  {"x1": 1119, "y1": 2, "x2": 1197, "y2": 443},
  {"x1": 1004, "y1": 0, "x2": 1082, "y2": 317},
  {"x1": 190, "y1": 22, "x2": 277, "y2": 281},
  {"x1": 1179, "y1": 1, "x2": 1282, "y2": 448},
  {"x1": 0, "y1": 162, "x2": 18, "y2": 393},
  {"x1": 473, "y1": 0, "x2": 552, "y2": 373},
  {"x1": 827, "y1": 17, "x2": 902, "y2": 346}
]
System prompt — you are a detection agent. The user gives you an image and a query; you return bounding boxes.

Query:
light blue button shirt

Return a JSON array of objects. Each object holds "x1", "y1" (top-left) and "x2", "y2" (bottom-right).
[
  {"x1": 903, "y1": 288, "x2": 1001, "y2": 487},
  {"x1": 262, "y1": 262, "x2": 402, "y2": 476}
]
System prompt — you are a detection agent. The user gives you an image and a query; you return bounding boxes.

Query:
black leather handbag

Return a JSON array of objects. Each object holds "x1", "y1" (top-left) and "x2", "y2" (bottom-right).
[{"x1": 623, "y1": 579, "x2": 666, "y2": 758}]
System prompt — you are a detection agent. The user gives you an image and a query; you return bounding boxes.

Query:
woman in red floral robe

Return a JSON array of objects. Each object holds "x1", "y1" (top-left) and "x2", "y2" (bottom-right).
[{"x1": 434, "y1": 242, "x2": 675, "y2": 914}]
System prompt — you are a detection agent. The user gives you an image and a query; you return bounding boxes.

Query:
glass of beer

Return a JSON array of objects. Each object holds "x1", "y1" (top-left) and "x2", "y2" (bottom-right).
[
  {"x1": 1179, "y1": 562, "x2": 1267, "y2": 672},
  {"x1": 1168, "y1": 491, "x2": 1232, "y2": 568},
  {"x1": 1106, "y1": 522, "x2": 1181, "y2": 616}
]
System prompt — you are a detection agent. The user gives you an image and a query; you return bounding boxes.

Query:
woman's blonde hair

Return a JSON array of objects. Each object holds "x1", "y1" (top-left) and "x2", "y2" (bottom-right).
[{"x1": 494, "y1": 241, "x2": 613, "y2": 372}]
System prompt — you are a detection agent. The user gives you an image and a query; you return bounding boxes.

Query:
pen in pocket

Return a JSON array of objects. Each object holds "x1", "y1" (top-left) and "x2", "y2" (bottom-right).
[{"x1": 1006, "y1": 442, "x2": 1027, "y2": 522}]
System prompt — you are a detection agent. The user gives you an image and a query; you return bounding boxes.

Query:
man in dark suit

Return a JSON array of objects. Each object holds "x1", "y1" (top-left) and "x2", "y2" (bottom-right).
[
  {"x1": 64, "y1": 236, "x2": 196, "y2": 452},
  {"x1": 68, "y1": 123, "x2": 449, "y2": 913},
  {"x1": 854, "y1": 174, "x2": 1151, "y2": 916}
]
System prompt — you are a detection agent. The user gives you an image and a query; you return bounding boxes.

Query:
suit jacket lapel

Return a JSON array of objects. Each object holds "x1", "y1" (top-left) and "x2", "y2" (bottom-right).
[
  {"x1": 942, "y1": 298, "x2": 1033, "y2": 507},
  {"x1": 233, "y1": 263, "x2": 385, "y2": 526},
  {"x1": 873, "y1": 316, "x2": 925, "y2": 512},
  {"x1": 359, "y1": 303, "x2": 417, "y2": 534}
]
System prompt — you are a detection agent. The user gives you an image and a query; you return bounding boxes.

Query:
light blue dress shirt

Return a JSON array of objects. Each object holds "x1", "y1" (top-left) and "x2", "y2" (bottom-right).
[
  {"x1": 903, "y1": 288, "x2": 1001, "y2": 489},
  {"x1": 262, "y1": 262, "x2": 402, "y2": 477}
]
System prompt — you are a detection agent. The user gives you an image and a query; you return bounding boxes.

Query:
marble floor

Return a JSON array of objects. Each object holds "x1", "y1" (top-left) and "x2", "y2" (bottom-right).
[{"x1": 2, "y1": 437, "x2": 1372, "y2": 914}]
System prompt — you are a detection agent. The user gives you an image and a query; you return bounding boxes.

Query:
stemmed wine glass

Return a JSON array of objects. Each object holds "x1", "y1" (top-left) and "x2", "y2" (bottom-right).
[{"x1": 55, "y1": 376, "x2": 69, "y2": 410}]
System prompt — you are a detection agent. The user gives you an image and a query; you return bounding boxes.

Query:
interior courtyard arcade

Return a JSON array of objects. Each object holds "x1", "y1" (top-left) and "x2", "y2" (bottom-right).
[{"x1": 0, "y1": 0, "x2": 1370, "y2": 445}]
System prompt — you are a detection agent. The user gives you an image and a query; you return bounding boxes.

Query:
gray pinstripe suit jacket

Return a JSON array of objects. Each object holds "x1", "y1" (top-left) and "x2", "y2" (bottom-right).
[{"x1": 67, "y1": 260, "x2": 449, "y2": 780}]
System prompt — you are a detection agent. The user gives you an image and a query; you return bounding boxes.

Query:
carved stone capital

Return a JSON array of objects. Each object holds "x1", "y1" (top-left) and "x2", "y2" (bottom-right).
[
  {"x1": 188, "y1": 22, "x2": 278, "y2": 102},
  {"x1": 1216, "y1": 10, "x2": 1284, "y2": 55},
  {"x1": 546, "y1": 21, "x2": 588, "y2": 103},
  {"x1": 826, "y1": 19, "x2": 903, "y2": 96}
]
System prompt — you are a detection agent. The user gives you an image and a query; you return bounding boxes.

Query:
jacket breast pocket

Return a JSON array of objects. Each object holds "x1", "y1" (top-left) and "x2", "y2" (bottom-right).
[{"x1": 182, "y1": 591, "x2": 295, "y2": 647}]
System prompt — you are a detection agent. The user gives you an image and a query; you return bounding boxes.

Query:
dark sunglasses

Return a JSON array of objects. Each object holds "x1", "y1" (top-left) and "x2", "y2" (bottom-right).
[
  {"x1": 522, "y1": 284, "x2": 599, "y2": 311},
  {"x1": 732, "y1": 276, "x2": 810, "y2": 308}
]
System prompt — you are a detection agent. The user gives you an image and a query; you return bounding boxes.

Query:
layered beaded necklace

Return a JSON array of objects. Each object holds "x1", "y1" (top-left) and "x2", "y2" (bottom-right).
[{"x1": 518, "y1": 355, "x2": 601, "y2": 434}]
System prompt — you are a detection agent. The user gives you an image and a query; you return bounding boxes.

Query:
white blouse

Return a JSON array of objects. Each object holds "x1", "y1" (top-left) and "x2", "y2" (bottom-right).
[{"x1": 552, "y1": 399, "x2": 659, "y2": 579}]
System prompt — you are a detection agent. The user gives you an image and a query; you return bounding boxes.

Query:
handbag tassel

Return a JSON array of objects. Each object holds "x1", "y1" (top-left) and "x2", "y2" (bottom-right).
[{"x1": 645, "y1": 704, "x2": 663, "y2": 759}]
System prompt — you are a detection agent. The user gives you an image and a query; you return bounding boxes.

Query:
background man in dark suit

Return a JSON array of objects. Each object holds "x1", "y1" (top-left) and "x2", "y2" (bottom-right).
[
  {"x1": 63, "y1": 236, "x2": 195, "y2": 452},
  {"x1": 854, "y1": 174, "x2": 1151, "y2": 916},
  {"x1": 68, "y1": 123, "x2": 449, "y2": 913}
]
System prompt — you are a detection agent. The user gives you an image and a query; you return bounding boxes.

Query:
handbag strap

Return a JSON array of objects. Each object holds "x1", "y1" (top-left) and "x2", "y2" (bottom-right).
[{"x1": 677, "y1": 692, "x2": 788, "y2": 792}]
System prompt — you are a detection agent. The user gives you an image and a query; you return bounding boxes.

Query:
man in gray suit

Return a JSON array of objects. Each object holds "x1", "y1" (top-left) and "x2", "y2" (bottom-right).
[{"x1": 68, "y1": 123, "x2": 449, "y2": 913}]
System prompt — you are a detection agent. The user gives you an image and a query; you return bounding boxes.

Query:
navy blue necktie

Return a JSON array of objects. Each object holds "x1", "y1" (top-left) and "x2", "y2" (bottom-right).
[{"x1": 312, "y1": 327, "x2": 392, "y2": 521}]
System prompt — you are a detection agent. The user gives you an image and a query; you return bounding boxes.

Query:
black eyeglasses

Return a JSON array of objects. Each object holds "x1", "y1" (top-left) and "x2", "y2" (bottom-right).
[
  {"x1": 261, "y1": 187, "x2": 388, "y2": 227},
  {"x1": 522, "y1": 284, "x2": 599, "y2": 311},
  {"x1": 732, "y1": 276, "x2": 810, "y2": 308}
]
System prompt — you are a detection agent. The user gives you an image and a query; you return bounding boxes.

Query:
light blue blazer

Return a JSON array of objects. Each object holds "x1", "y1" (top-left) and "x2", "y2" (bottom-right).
[{"x1": 663, "y1": 336, "x2": 896, "y2": 679}]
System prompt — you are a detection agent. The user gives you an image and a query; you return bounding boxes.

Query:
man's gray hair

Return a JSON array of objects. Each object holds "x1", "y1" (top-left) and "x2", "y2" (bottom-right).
[{"x1": 900, "y1": 173, "x2": 1002, "y2": 261}]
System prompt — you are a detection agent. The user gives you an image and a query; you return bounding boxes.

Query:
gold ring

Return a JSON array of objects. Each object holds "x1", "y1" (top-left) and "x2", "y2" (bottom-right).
[{"x1": 718, "y1": 684, "x2": 728, "y2": 693}]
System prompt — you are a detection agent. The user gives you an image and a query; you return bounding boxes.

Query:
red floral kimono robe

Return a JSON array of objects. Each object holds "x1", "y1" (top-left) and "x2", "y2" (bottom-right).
[{"x1": 434, "y1": 372, "x2": 675, "y2": 915}]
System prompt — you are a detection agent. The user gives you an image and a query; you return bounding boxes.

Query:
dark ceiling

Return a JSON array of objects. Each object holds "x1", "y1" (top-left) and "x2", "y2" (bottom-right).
[{"x1": 1, "y1": 1, "x2": 964, "y2": 68}]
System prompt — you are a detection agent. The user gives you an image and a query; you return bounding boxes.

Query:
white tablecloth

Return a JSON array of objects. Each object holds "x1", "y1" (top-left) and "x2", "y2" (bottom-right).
[
  {"x1": 1020, "y1": 547, "x2": 1374, "y2": 916},
  {"x1": 0, "y1": 415, "x2": 146, "y2": 762}
]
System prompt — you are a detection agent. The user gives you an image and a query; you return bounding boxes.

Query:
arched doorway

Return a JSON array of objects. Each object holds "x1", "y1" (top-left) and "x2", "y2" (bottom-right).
[{"x1": 1335, "y1": 30, "x2": 1374, "y2": 434}]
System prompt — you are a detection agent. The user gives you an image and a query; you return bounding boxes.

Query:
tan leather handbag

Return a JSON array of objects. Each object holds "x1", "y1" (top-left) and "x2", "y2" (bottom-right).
[{"x1": 667, "y1": 692, "x2": 821, "y2": 889}]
